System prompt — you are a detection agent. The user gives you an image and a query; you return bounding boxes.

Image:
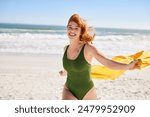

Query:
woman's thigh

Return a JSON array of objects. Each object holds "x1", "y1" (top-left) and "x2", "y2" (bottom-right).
[
  {"x1": 82, "y1": 87, "x2": 97, "y2": 100},
  {"x1": 62, "y1": 85, "x2": 77, "y2": 100}
]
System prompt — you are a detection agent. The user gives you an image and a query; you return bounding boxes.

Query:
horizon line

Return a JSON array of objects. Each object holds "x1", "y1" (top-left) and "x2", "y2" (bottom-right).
[{"x1": 0, "y1": 22, "x2": 150, "y2": 31}]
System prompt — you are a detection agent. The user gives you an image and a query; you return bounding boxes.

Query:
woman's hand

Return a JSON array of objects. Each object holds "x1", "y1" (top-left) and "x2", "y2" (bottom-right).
[
  {"x1": 128, "y1": 59, "x2": 141, "y2": 70},
  {"x1": 59, "y1": 70, "x2": 67, "y2": 76}
]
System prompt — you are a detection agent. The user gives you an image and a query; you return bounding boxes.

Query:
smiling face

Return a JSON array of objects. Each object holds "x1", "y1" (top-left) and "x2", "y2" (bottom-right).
[
  {"x1": 67, "y1": 21, "x2": 81, "y2": 42},
  {"x1": 67, "y1": 14, "x2": 94, "y2": 43}
]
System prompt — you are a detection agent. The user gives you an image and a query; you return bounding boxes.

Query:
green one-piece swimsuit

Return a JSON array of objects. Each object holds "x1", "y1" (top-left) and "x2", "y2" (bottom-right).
[{"x1": 63, "y1": 44, "x2": 94, "y2": 100}]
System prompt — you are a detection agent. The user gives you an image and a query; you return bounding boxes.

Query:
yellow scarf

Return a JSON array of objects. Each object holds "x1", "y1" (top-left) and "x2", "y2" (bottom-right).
[{"x1": 91, "y1": 51, "x2": 150, "y2": 80}]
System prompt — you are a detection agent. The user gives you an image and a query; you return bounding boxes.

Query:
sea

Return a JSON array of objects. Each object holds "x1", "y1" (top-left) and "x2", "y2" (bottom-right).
[{"x1": 0, "y1": 23, "x2": 150, "y2": 56}]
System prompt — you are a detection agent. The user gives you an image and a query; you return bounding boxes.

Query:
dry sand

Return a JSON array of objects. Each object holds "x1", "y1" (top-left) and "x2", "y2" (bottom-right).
[{"x1": 0, "y1": 53, "x2": 150, "y2": 100}]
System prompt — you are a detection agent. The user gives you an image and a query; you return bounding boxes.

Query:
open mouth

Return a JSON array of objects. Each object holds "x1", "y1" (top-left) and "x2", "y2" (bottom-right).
[{"x1": 69, "y1": 33, "x2": 76, "y2": 37}]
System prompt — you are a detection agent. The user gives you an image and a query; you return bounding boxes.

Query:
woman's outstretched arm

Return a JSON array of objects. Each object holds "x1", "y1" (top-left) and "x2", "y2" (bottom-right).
[{"x1": 89, "y1": 45, "x2": 140, "y2": 70}]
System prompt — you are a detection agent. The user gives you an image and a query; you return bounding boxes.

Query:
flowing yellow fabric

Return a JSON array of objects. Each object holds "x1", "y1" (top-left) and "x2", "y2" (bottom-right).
[{"x1": 91, "y1": 51, "x2": 150, "y2": 80}]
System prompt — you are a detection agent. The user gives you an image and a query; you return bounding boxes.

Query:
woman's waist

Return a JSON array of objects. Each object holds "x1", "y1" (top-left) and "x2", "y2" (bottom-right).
[{"x1": 66, "y1": 77, "x2": 93, "y2": 87}]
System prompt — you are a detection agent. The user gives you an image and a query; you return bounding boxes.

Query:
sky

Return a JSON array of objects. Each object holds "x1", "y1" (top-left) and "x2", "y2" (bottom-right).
[{"x1": 0, "y1": 0, "x2": 150, "y2": 29}]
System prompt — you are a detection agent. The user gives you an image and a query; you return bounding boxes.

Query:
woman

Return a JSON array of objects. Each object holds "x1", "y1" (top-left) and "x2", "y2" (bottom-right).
[{"x1": 59, "y1": 14, "x2": 140, "y2": 100}]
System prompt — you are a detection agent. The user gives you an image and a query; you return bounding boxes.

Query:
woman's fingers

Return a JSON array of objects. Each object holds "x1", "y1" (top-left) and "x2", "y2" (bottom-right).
[
  {"x1": 59, "y1": 70, "x2": 66, "y2": 76},
  {"x1": 129, "y1": 59, "x2": 141, "y2": 70},
  {"x1": 135, "y1": 59, "x2": 142, "y2": 68},
  {"x1": 59, "y1": 70, "x2": 63, "y2": 76},
  {"x1": 133, "y1": 59, "x2": 141, "y2": 69}
]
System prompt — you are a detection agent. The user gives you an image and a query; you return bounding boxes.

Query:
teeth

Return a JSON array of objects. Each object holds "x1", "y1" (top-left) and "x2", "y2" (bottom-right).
[{"x1": 69, "y1": 33, "x2": 76, "y2": 36}]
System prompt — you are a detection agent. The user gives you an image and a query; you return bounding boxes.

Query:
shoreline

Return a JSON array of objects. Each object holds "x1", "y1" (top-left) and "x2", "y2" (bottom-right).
[{"x1": 0, "y1": 52, "x2": 63, "y2": 57}]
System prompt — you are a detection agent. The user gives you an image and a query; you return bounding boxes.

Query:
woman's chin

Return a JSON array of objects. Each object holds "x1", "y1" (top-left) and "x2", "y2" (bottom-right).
[{"x1": 69, "y1": 37, "x2": 77, "y2": 40}]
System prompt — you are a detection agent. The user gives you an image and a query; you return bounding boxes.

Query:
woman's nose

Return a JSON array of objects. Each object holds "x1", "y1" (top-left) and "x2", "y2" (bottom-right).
[{"x1": 70, "y1": 28, "x2": 75, "y2": 32}]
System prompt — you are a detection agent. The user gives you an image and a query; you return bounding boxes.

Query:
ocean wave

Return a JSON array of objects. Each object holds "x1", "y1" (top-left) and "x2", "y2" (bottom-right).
[
  {"x1": 0, "y1": 28, "x2": 66, "y2": 35},
  {"x1": 0, "y1": 33, "x2": 68, "y2": 41},
  {"x1": 0, "y1": 24, "x2": 150, "y2": 55}
]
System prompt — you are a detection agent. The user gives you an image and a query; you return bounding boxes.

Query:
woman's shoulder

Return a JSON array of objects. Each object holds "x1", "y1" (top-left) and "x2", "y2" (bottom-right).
[{"x1": 85, "y1": 43, "x2": 97, "y2": 51}]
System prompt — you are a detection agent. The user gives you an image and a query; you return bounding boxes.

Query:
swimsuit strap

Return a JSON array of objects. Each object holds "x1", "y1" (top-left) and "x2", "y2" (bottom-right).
[{"x1": 65, "y1": 44, "x2": 86, "y2": 61}]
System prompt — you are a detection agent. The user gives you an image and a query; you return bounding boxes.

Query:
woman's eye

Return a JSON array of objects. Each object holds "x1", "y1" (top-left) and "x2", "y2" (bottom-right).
[
  {"x1": 75, "y1": 28, "x2": 79, "y2": 31},
  {"x1": 67, "y1": 26, "x2": 79, "y2": 31},
  {"x1": 67, "y1": 27, "x2": 72, "y2": 30}
]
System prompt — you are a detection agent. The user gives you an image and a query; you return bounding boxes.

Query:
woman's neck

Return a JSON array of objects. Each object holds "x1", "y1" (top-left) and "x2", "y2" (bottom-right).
[{"x1": 70, "y1": 40, "x2": 84, "y2": 49}]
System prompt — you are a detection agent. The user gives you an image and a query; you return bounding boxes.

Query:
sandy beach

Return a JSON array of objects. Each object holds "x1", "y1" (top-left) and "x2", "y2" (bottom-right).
[{"x1": 0, "y1": 53, "x2": 150, "y2": 100}]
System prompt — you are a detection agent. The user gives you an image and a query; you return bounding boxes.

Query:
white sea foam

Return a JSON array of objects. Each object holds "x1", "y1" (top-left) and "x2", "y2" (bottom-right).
[
  {"x1": 95, "y1": 35, "x2": 150, "y2": 57},
  {"x1": 0, "y1": 26, "x2": 150, "y2": 56}
]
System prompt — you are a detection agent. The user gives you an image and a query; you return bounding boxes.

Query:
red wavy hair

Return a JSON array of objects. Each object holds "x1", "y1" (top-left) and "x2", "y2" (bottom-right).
[{"x1": 67, "y1": 14, "x2": 95, "y2": 43}]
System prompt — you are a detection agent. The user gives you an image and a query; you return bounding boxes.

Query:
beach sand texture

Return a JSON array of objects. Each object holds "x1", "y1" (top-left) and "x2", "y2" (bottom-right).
[{"x1": 0, "y1": 54, "x2": 150, "y2": 100}]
